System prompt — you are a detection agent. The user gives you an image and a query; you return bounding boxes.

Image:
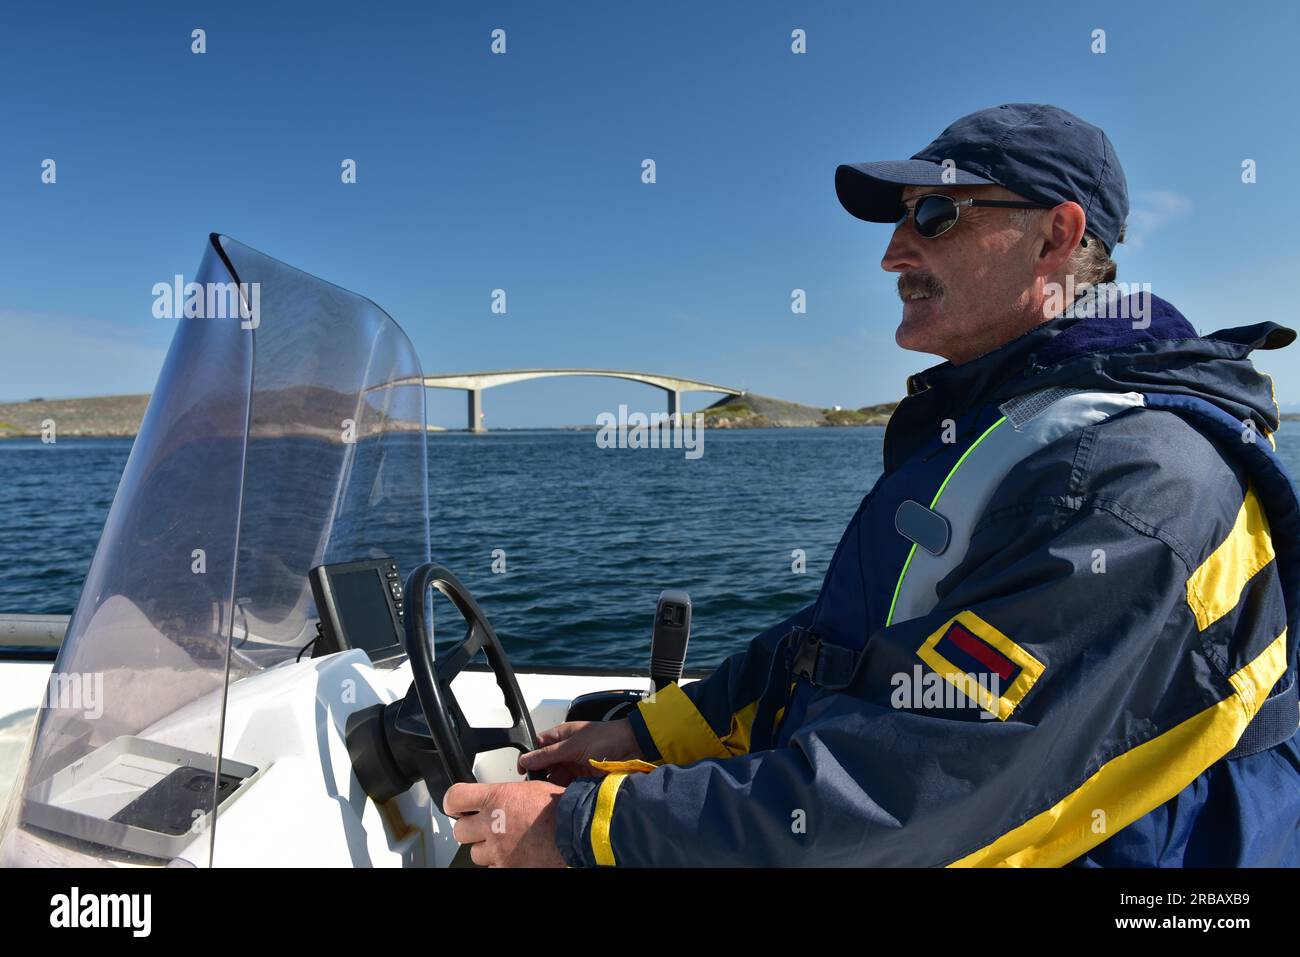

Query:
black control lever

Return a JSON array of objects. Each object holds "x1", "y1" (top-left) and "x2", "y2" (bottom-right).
[
  {"x1": 649, "y1": 590, "x2": 691, "y2": 692},
  {"x1": 560, "y1": 589, "x2": 692, "y2": 723}
]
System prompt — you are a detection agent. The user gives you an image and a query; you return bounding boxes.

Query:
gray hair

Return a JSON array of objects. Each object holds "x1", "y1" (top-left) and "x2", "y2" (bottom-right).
[{"x1": 1011, "y1": 209, "x2": 1120, "y2": 288}]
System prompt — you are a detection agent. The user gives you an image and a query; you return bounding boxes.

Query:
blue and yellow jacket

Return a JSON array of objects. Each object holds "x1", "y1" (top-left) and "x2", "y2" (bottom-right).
[{"x1": 554, "y1": 287, "x2": 1300, "y2": 866}]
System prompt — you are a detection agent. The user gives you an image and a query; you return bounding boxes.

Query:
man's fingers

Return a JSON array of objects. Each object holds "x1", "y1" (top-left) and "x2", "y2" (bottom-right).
[
  {"x1": 443, "y1": 782, "x2": 492, "y2": 818},
  {"x1": 451, "y1": 810, "x2": 487, "y2": 846},
  {"x1": 518, "y1": 736, "x2": 579, "y2": 772},
  {"x1": 533, "y1": 721, "x2": 583, "y2": 748}
]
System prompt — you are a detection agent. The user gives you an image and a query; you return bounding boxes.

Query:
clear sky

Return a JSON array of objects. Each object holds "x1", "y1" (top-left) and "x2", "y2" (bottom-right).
[{"x1": 3, "y1": 0, "x2": 1298, "y2": 427}]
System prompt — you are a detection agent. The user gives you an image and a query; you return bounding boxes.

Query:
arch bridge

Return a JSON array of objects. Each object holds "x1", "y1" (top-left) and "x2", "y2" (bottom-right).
[{"x1": 422, "y1": 369, "x2": 743, "y2": 432}]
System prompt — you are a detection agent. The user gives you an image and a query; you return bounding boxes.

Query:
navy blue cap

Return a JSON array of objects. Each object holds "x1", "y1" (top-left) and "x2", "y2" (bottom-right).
[{"x1": 835, "y1": 103, "x2": 1129, "y2": 253}]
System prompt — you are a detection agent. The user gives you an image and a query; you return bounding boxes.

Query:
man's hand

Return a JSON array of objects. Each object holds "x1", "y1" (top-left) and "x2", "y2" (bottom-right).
[
  {"x1": 516, "y1": 718, "x2": 644, "y2": 785},
  {"x1": 443, "y1": 780, "x2": 568, "y2": 867}
]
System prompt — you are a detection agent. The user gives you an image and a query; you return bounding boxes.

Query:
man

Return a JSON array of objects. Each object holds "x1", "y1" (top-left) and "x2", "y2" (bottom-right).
[{"x1": 444, "y1": 103, "x2": 1300, "y2": 867}]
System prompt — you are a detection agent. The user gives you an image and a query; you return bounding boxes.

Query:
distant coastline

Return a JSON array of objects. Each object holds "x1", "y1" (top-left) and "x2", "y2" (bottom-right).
[
  {"x1": 0, "y1": 392, "x2": 902, "y2": 437},
  {"x1": 4, "y1": 392, "x2": 1291, "y2": 439},
  {"x1": 0, "y1": 395, "x2": 151, "y2": 439}
]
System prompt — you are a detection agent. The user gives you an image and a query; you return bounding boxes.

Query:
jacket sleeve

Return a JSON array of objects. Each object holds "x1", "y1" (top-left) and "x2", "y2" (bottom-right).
[
  {"x1": 623, "y1": 602, "x2": 813, "y2": 764},
  {"x1": 554, "y1": 488, "x2": 1290, "y2": 867}
]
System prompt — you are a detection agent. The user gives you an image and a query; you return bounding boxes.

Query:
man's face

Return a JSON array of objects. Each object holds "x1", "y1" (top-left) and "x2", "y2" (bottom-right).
[{"x1": 882, "y1": 184, "x2": 1043, "y2": 365}]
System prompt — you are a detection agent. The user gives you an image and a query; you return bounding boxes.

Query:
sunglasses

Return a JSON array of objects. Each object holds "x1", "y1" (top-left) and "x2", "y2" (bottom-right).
[{"x1": 895, "y1": 194, "x2": 1054, "y2": 239}]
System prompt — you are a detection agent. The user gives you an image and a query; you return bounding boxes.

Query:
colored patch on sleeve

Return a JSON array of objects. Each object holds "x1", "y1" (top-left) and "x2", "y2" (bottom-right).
[{"x1": 917, "y1": 610, "x2": 1045, "y2": 720}]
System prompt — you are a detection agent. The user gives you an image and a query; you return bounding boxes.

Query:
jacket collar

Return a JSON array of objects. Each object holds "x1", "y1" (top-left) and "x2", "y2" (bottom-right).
[
  {"x1": 901, "y1": 284, "x2": 1102, "y2": 413},
  {"x1": 887, "y1": 283, "x2": 1294, "y2": 471},
  {"x1": 884, "y1": 285, "x2": 1112, "y2": 472}
]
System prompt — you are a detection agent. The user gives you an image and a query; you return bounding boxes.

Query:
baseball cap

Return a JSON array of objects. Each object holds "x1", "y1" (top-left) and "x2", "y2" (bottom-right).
[{"x1": 834, "y1": 103, "x2": 1129, "y2": 253}]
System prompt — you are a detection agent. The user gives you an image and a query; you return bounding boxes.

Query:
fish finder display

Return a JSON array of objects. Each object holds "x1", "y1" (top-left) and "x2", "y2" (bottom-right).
[{"x1": 309, "y1": 558, "x2": 406, "y2": 662}]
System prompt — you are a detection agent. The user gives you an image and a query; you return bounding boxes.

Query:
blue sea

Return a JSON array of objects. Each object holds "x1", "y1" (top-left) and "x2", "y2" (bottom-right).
[{"x1": 1, "y1": 426, "x2": 1296, "y2": 670}]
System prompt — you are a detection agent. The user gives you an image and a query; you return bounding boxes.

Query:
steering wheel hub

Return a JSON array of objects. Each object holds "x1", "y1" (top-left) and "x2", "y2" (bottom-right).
[{"x1": 345, "y1": 563, "x2": 540, "y2": 809}]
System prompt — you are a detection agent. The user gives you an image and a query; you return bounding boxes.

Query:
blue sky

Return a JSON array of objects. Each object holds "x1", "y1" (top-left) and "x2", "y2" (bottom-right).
[{"x1": 2, "y1": 0, "x2": 1298, "y2": 426}]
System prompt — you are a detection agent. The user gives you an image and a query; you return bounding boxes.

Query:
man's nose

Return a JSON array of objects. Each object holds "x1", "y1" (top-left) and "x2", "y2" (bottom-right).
[{"x1": 881, "y1": 222, "x2": 922, "y2": 274}]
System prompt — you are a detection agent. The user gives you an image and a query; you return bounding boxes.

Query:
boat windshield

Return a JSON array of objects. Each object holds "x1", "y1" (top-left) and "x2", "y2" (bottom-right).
[{"x1": 0, "y1": 235, "x2": 430, "y2": 865}]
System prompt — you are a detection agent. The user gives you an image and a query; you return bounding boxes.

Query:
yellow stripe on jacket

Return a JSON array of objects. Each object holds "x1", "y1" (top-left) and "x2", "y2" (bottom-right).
[{"x1": 949, "y1": 628, "x2": 1288, "y2": 867}]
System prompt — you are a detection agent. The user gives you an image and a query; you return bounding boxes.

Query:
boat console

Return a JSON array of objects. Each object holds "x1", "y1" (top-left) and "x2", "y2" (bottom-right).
[{"x1": 0, "y1": 234, "x2": 693, "y2": 868}]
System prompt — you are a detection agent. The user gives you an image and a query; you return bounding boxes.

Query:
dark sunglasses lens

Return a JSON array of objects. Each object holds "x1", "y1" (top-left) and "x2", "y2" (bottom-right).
[{"x1": 914, "y1": 196, "x2": 958, "y2": 237}]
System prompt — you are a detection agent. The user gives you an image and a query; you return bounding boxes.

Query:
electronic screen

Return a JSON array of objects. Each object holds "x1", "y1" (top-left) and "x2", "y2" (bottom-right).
[
  {"x1": 331, "y1": 568, "x2": 398, "y2": 652},
  {"x1": 309, "y1": 557, "x2": 406, "y2": 663}
]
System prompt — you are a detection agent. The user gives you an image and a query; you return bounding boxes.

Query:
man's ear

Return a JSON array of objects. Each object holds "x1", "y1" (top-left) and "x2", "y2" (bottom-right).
[{"x1": 1038, "y1": 201, "x2": 1087, "y2": 275}]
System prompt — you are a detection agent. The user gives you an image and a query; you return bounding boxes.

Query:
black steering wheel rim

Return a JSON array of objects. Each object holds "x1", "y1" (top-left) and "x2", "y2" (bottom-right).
[{"x1": 401, "y1": 563, "x2": 539, "y2": 786}]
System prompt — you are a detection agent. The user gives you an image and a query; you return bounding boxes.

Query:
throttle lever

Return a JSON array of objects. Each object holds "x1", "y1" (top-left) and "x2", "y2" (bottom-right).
[{"x1": 650, "y1": 590, "x2": 691, "y2": 692}]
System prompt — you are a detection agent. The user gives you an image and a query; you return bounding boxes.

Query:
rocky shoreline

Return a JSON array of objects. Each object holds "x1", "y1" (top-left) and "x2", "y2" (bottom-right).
[
  {"x1": 0, "y1": 395, "x2": 150, "y2": 439},
  {"x1": 699, "y1": 393, "x2": 896, "y2": 428}
]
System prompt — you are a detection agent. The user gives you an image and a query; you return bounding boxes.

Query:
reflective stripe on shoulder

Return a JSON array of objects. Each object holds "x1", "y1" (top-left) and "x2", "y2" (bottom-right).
[
  {"x1": 887, "y1": 416, "x2": 1006, "y2": 626},
  {"x1": 888, "y1": 391, "x2": 1146, "y2": 626},
  {"x1": 1186, "y1": 483, "x2": 1275, "y2": 632},
  {"x1": 947, "y1": 628, "x2": 1289, "y2": 868}
]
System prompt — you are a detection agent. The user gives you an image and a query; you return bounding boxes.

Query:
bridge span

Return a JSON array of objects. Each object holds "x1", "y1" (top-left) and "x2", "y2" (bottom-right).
[{"x1": 422, "y1": 368, "x2": 743, "y2": 432}]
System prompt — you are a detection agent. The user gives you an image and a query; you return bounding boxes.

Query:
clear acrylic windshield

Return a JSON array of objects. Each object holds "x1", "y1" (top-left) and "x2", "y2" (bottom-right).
[{"x1": 0, "y1": 235, "x2": 429, "y2": 865}]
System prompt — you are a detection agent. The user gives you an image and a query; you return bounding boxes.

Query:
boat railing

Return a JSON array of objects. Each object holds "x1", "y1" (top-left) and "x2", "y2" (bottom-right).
[{"x1": 0, "y1": 614, "x2": 67, "y2": 661}]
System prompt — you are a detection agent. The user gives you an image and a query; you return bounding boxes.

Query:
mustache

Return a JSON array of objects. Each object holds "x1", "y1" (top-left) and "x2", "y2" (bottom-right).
[{"x1": 897, "y1": 271, "x2": 945, "y2": 301}]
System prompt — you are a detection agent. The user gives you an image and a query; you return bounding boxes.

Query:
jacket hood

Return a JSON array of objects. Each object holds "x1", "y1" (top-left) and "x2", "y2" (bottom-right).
[{"x1": 903, "y1": 283, "x2": 1294, "y2": 434}]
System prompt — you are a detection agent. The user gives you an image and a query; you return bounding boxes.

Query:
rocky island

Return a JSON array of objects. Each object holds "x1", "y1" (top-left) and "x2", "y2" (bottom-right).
[{"x1": 700, "y1": 393, "x2": 896, "y2": 428}]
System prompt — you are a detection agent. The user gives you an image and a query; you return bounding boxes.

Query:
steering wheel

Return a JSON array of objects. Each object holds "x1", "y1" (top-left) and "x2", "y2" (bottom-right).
[{"x1": 401, "y1": 563, "x2": 541, "y2": 789}]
